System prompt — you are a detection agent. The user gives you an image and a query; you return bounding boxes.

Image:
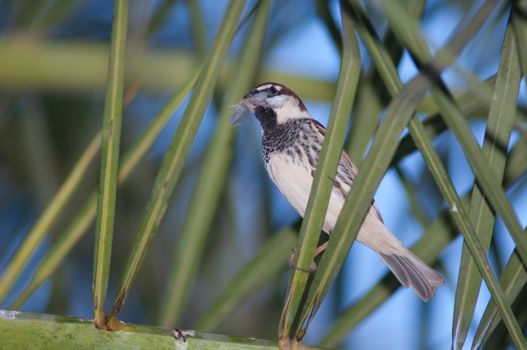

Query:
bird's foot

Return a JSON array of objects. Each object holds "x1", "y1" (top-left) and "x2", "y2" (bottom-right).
[
  {"x1": 172, "y1": 328, "x2": 196, "y2": 342},
  {"x1": 287, "y1": 248, "x2": 317, "y2": 273}
]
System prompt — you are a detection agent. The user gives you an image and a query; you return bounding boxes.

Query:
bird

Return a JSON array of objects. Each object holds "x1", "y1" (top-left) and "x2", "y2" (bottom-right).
[{"x1": 231, "y1": 82, "x2": 444, "y2": 301}]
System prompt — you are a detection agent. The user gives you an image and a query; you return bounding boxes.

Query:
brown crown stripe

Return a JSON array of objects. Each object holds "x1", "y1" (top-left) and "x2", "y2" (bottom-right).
[{"x1": 252, "y1": 81, "x2": 307, "y2": 112}]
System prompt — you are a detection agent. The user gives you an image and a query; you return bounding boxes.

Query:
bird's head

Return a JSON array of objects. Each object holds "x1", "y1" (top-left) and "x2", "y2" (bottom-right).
[{"x1": 231, "y1": 82, "x2": 310, "y2": 128}]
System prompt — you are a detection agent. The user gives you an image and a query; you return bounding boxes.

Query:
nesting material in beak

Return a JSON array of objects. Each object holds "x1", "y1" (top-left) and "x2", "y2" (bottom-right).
[
  {"x1": 230, "y1": 99, "x2": 252, "y2": 125},
  {"x1": 231, "y1": 90, "x2": 269, "y2": 125}
]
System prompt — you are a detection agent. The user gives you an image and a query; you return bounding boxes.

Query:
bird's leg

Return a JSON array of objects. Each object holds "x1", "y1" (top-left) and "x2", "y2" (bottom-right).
[
  {"x1": 314, "y1": 241, "x2": 328, "y2": 256},
  {"x1": 287, "y1": 241, "x2": 329, "y2": 273},
  {"x1": 287, "y1": 249, "x2": 317, "y2": 272}
]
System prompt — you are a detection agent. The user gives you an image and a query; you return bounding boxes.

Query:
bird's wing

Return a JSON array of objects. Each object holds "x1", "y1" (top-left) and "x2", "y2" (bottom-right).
[
  {"x1": 338, "y1": 150, "x2": 385, "y2": 223},
  {"x1": 309, "y1": 117, "x2": 384, "y2": 223},
  {"x1": 338, "y1": 150, "x2": 358, "y2": 184}
]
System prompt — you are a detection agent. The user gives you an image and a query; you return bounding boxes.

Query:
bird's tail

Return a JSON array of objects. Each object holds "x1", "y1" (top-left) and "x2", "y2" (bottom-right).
[
  {"x1": 378, "y1": 250, "x2": 444, "y2": 301},
  {"x1": 356, "y1": 208, "x2": 444, "y2": 301}
]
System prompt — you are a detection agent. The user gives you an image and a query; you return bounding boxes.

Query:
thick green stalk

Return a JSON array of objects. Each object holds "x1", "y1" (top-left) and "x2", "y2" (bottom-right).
[
  {"x1": 106, "y1": 1, "x2": 246, "y2": 328},
  {"x1": 92, "y1": 0, "x2": 128, "y2": 329},
  {"x1": 0, "y1": 38, "x2": 335, "y2": 100},
  {"x1": 279, "y1": 0, "x2": 361, "y2": 341},
  {"x1": 0, "y1": 310, "x2": 324, "y2": 350},
  {"x1": 157, "y1": 0, "x2": 270, "y2": 326}
]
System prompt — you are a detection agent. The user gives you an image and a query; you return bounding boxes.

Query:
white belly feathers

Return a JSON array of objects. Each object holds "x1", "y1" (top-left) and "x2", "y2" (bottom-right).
[{"x1": 264, "y1": 152, "x2": 346, "y2": 234}]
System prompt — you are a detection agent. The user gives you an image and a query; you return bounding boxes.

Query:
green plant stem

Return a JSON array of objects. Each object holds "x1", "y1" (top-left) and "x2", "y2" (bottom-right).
[
  {"x1": 279, "y1": 0, "x2": 361, "y2": 341},
  {"x1": 0, "y1": 310, "x2": 325, "y2": 350},
  {"x1": 91, "y1": 0, "x2": 128, "y2": 329}
]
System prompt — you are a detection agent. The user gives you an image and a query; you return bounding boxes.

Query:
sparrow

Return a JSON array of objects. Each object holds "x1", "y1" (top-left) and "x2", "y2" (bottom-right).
[{"x1": 231, "y1": 82, "x2": 444, "y2": 301}]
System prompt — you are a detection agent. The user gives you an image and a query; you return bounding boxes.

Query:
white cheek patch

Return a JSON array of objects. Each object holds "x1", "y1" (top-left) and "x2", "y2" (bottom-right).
[
  {"x1": 268, "y1": 95, "x2": 288, "y2": 108},
  {"x1": 269, "y1": 95, "x2": 310, "y2": 124}
]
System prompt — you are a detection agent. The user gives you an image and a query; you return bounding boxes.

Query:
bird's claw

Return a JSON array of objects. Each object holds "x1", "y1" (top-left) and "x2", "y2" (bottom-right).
[
  {"x1": 172, "y1": 328, "x2": 196, "y2": 342},
  {"x1": 287, "y1": 248, "x2": 317, "y2": 273}
]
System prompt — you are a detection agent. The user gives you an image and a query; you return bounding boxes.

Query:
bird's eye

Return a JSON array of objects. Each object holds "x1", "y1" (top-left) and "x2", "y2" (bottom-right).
[{"x1": 268, "y1": 86, "x2": 278, "y2": 96}]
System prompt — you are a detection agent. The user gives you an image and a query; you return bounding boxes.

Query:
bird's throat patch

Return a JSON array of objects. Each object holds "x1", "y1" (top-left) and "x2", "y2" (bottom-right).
[{"x1": 255, "y1": 105, "x2": 277, "y2": 130}]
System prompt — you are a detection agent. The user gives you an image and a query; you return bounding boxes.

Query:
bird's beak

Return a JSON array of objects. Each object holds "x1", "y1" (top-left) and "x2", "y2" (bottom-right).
[
  {"x1": 230, "y1": 90, "x2": 266, "y2": 125},
  {"x1": 241, "y1": 89, "x2": 267, "y2": 111}
]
